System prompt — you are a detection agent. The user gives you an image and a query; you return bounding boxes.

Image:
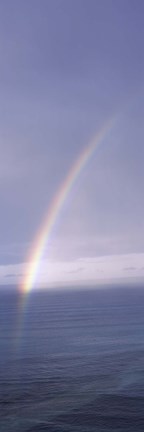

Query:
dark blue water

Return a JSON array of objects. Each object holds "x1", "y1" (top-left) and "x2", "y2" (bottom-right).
[{"x1": 1, "y1": 286, "x2": 144, "y2": 431}]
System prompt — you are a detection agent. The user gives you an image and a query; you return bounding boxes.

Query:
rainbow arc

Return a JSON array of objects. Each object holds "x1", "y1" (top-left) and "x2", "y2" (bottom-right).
[{"x1": 20, "y1": 118, "x2": 114, "y2": 296}]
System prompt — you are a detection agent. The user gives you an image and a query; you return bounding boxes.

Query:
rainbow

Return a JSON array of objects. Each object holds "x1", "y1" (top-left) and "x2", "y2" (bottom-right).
[{"x1": 20, "y1": 118, "x2": 114, "y2": 295}]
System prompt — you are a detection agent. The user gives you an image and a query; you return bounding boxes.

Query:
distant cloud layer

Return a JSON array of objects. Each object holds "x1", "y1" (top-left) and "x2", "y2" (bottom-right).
[{"x1": 0, "y1": 253, "x2": 144, "y2": 288}]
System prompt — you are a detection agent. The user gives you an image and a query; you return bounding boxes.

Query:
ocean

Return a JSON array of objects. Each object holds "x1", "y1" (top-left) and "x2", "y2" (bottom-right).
[{"x1": 0, "y1": 286, "x2": 144, "y2": 431}]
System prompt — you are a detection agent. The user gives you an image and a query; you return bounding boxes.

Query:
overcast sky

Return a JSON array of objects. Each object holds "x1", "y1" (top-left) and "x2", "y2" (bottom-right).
[{"x1": 1, "y1": 0, "x2": 144, "y2": 287}]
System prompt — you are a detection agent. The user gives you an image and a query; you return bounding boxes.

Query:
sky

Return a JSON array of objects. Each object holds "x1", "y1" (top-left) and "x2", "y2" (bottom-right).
[{"x1": 1, "y1": 0, "x2": 144, "y2": 288}]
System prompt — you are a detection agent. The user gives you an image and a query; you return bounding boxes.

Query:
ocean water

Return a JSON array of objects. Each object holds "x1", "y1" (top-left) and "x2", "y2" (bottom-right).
[{"x1": 1, "y1": 286, "x2": 144, "y2": 431}]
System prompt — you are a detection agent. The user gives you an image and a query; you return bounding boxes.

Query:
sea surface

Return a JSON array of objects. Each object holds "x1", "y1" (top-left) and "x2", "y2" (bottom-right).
[{"x1": 1, "y1": 286, "x2": 144, "y2": 431}]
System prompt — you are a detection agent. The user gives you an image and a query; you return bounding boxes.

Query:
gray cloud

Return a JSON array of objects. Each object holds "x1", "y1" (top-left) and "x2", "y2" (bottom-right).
[
  {"x1": 123, "y1": 267, "x2": 137, "y2": 271},
  {"x1": 65, "y1": 267, "x2": 84, "y2": 274},
  {"x1": 4, "y1": 273, "x2": 23, "y2": 278}
]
